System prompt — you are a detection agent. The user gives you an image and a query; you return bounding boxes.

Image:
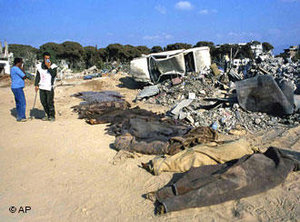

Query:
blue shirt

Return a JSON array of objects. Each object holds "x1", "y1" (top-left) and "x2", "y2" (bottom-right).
[{"x1": 10, "y1": 66, "x2": 25, "y2": 88}]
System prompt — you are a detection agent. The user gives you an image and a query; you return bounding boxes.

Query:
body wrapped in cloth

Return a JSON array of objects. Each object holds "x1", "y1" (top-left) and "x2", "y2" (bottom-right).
[
  {"x1": 148, "y1": 139, "x2": 256, "y2": 175},
  {"x1": 114, "y1": 126, "x2": 217, "y2": 155},
  {"x1": 146, "y1": 147, "x2": 300, "y2": 214}
]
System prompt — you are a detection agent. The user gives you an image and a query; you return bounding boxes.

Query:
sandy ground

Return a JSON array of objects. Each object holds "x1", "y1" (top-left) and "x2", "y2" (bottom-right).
[{"x1": 0, "y1": 74, "x2": 299, "y2": 222}]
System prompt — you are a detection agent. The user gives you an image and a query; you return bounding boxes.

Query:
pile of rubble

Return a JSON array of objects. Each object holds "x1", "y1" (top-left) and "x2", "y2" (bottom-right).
[
  {"x1": 59, "y1": 62, "x2": 130, "y2": 80},
  {"x1": 246, "y1": 56, "x2": 300, "y2": 81},
  {"x1": 136, "y1": 56, "x2": 300, "y2": 134}
]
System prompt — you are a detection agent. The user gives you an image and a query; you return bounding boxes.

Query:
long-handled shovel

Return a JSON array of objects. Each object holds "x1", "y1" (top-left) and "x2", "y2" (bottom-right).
[{"x1": 29, "y1": 91, "x2": 38, "y2": 120}]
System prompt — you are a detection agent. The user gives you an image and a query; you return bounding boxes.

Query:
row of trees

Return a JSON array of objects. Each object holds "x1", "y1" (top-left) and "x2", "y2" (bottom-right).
[
  {"x1": 9, "y1": 40, "x2": 275, "y2": 71},
  {"x1": 9, "y1": 44, "x2": 38, "y2": 72}
]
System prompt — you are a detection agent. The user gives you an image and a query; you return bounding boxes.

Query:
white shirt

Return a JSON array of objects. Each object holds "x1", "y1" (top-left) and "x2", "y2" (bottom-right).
[{"x1": 37, "y1": 63, "x2": 57, "y2": 91}]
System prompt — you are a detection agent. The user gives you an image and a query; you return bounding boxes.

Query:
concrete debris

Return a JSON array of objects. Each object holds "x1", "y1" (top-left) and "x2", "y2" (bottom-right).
[
  {"x1": 136, "y1": 85, "x2": 160, "y2": 101},
  {"x1": 170, "y1": 99, "x2": 194, "y2": 117},
  {"x1": 188, "y1": 93, "x2": 196, "y2": 100},
  {"x1": 59, "y1": 62, "x2": 130, "y2": 80},
  {"x1": 172, "y1": 77, "x2": 182, "y2": 85},
  {"x1": 210, "y1": 63, "x2": 221, "y2": 76},
  {"x1": 136, "y1": 53, "x2": 300, "y2": 133}
]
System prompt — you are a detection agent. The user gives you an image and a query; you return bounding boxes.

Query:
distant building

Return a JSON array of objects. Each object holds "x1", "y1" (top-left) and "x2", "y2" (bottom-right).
[
  {"x1": 0, "y1": 41, "x2": 13, "y2": 74},
  {"x1": 233, "y1": 58, "x2": 251, "y2": 67},
  {"x1": 216, "y1": 41, "x2": 264, "y2": 58},
  {"x1": 215, "y1": 42, "x2": 247, "y2": 48},
  {"x1": 250, "y1": 41, "x2": 263, "y2": 58},
  {"x1": 284, "y1": 46, "x2": 299, "y2": 58}
]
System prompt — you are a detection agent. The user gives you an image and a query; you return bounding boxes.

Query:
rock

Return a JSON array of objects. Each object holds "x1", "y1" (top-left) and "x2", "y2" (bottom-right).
[
  {"x1": 170, "y1": 99, "x2": 194, "y2": 116},
  {"x1": 188, "y1": 93, "x2": 196, "y2": 99},
  {"x1": 199, "y1": 90, "x2": 206, "y2": 95},
  {"x1": 172, "y1": 77, "x2": 182, "y2": 85},
  {"x1": 136, "y1": 85, "x2": 160, "y2": 101},
  {"x1": 229, "y1": 129, "x2": 247, "y2": 136},
  {"x1": 186, "y1": 113, "x2": 194, "y2": 124},
  {"x1": 254, "y1": 118, "x2": 261, "y2": 125},
  {"x1": 211, "y1": 63, "x2": 221, "y2": 76}
]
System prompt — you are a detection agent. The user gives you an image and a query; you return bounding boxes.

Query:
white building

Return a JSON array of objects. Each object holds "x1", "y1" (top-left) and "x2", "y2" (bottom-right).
[
  {"x1": 233, "y1": 58, "x2": 251, "y2": 67},
  {"x1": 0, "y1": 41, "x2": 13, "y2": 74},
  {"x1": 250, "y1": 42, "x2": 263, "y2": 58}
]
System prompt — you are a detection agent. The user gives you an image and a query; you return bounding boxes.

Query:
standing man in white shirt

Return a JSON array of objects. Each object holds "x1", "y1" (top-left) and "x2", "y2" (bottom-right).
[{"x1": 35, "y1": 52, "x2": 58, "y2": 121}]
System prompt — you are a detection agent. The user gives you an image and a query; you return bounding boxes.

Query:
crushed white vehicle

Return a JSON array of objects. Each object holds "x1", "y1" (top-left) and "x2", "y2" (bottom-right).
[{"x1": 130, "y1": 47, "x2": 211, "y2": 84}]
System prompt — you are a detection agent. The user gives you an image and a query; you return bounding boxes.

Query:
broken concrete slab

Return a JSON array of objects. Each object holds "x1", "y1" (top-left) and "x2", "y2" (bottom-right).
[
  {"x1": 170, "y1": 99, "x2": 194, "y2": 117},
  {"x1": 211, "y1": 63, "x2": 221, "y2": 76},
  {"x1": 188, "y1": 93, "x2": 196, "y2": 100},
  {"x1": 136, "y1": 85, "x2": 160, "y2": 101}
]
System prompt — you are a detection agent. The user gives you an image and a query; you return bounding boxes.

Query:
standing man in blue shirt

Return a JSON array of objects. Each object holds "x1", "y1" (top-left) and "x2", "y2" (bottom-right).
[{"x1": 10, "y1": 58, "x2": 27, "y2": 122}]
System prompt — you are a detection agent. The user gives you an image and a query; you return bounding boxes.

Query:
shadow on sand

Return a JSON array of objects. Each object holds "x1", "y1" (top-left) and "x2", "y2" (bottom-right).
[
  {"x1": 117, "y1": 77, "x2": 145, "y2": 90},
  {"x1": 10, "y1": 108, "x2": 45, "y2": 119}
]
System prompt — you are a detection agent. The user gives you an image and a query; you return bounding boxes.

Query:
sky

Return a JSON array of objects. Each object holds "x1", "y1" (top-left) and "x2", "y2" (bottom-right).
[{"x1": 0, "y1": 0, "x2": 300, "y2": 54}]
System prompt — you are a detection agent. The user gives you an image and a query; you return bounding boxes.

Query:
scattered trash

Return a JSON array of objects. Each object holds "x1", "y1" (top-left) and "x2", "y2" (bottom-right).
[
  {"x1": 83, "y1": 73, "x2": 102, "y2": 80},
  {"x1": 211, "y1": 122, "x2": 218, "y2": 130}
]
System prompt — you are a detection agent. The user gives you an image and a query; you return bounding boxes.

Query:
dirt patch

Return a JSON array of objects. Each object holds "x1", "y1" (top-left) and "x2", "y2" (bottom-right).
[
  {"x1": 81, "y1": 79, "x2": 104, "y2": 91},
  {"x1": 0, "y1": 75, "x2": 11, "y2": 88}
]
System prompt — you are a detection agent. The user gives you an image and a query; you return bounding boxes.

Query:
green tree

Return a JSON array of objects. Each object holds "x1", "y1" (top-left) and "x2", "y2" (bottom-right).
[
  {"x1": 262, "y1": 42, "x2": 274, "y2": 52},
  {"x1": 105, "y1": 44, "x2": 143, "y2": 62},
  {"x1": 151, "y1": 46, "x2": 163, "y2": 53},
  {"x1": 9, "y1": 44, "x2": 38, "y2": 71},
  {"x1": 123, "y1": 45, "x2": 142, "y2": 61},
  {"x1": 292, "y1": 50, "x2": 300, "y2": 62},
  {"x1": 164, "y1": 43, "x2": 192, "y2": 51},
  {"x1": 136, "y1": 46, "x2": 150, "y2": 55},
  {"x1": 251, "y1": 40, "x2": 261, "y2": 45},
  {"x1": 98, "y1": 48, "x2": 108, "y2": 62},
  {"x1": 39, "y1": 42, "x2": 63, "y2": 63},
  {"x1": 106, "y1": 43, "x2": 125, "y2": 62},
  {"x1": 59, "y1": 41, "x2": 85, "y2": 69},
  {"x1": 84, "y1": 46, "x2": 100, "y2": 68},
  {"x1": 194, "y1": 41, "x2": 215, "y2": 48}
]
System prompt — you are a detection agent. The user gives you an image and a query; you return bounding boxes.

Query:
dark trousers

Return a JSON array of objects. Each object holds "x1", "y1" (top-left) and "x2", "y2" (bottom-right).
[
  {"x1": 11, "y1": 87, "x2": 26, "y2": 120},
  {"x1": 40, "y1": 89, "x2": 55, "y2": 118}
]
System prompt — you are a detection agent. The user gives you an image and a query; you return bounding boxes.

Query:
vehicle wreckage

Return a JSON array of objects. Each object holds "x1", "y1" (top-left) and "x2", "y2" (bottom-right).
[{"x1": 130, "y1": 47, "x2": 211, "y2": 84}]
